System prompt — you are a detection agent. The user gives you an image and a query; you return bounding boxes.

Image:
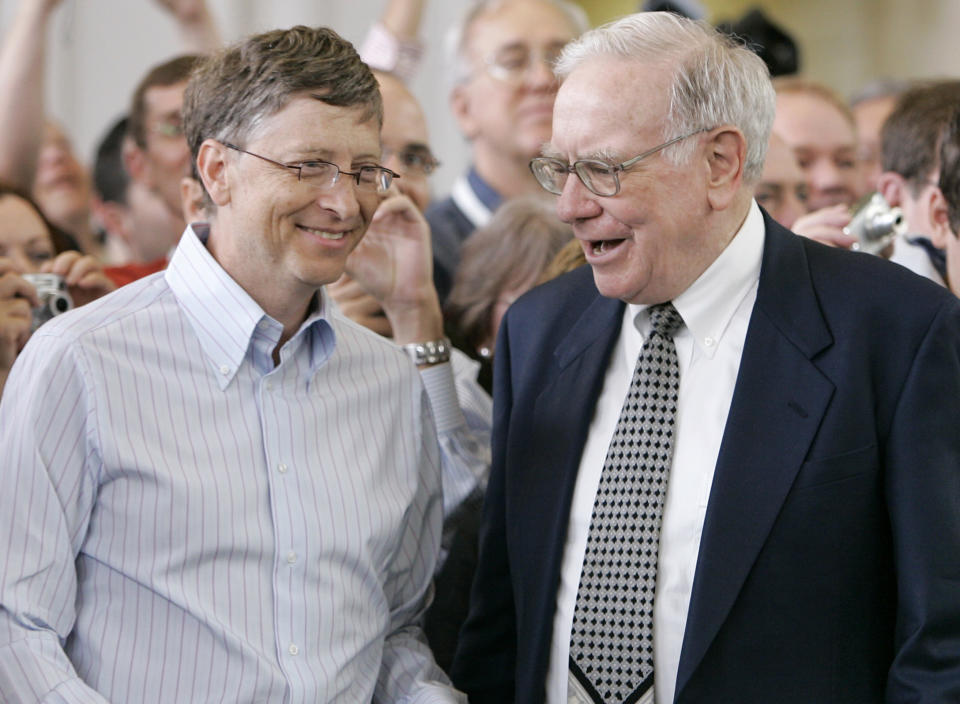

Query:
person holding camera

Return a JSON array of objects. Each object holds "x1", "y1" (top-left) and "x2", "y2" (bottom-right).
[{"x1": 0, "y1": 182, "x2": 114, "y2": 395}]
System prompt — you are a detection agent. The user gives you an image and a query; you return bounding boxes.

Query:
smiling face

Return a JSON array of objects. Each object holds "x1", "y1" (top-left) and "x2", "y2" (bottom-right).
[
  {"x1": 32, "y1": 122, "x2": 92, "y2": 232},
  {"x1": 454, "y1": 0, "x2": 577, "y2": 169},
  {"x1": 550, "y1": 57, "x2": 727, "y2": 305},
  {"x1": 0, "y1": 194, "x2": 56, "y2": 274},
  {"x1": 206, "y1": 94, "x2": 382, "y2": 316},
  {"x1": 774, "y1": 91, "x2": 864, "y2": 210}
]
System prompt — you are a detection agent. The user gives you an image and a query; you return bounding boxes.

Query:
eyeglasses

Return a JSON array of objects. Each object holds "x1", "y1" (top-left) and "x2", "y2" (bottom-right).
[
  {"x1": 151, "y1": 120, "x2": 184, "y2": 139},
  {"x1": 482, "y1": 42, "x2": 567, "y2": 84},
  {"x1": 382, "y1": 145, "x2": 440, "y2": 176},
  {"x1": 529, "y1": 128, "x2": 711, "y2": 197},
  {"x1": 223, "y1": 142, "x2": 399, "y2": 194}
]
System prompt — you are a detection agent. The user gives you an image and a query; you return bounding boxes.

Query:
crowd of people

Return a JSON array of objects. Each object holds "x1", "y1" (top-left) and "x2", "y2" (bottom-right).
[{"x1": 1, "y1": 0, "x2": 959, "y2": 702}]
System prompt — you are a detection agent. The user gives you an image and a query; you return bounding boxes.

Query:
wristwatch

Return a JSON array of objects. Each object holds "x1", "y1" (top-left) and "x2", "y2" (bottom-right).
[{"x1": 403, "y1": 337, "x2": 451, "y2": 366}]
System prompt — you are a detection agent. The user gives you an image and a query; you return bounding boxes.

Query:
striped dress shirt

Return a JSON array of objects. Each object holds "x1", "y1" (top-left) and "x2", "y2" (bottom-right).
[{"x1": 0, "y1": 225, "x2": 467, "y2": 703}]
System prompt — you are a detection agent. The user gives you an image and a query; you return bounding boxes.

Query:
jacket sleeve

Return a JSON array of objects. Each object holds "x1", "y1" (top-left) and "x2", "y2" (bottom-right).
[
  {"x1": 449, "y1": 313, "x2": 519, "y2": 703},
  {"x1": 884, "y1": 296, "x2": 960, "y2": 703}
]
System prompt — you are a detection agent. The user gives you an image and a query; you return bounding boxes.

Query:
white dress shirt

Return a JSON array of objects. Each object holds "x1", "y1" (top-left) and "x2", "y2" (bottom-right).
[
  {"x1": 0, "y1": 224, "x2": 466, "y2": 703},
  {"x1": 546, "y1": 201, "x2": 765, "y2": 704}
]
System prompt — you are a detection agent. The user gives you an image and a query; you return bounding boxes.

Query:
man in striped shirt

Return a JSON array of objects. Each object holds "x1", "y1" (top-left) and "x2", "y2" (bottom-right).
[{"x1": 0, "y1": 25, "x2": 466, "y2": 703}]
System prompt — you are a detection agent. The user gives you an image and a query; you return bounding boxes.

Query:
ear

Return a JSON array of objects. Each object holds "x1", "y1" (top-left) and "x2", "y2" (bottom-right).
[
  {"x1": 705, "y1": 126, "x2": 746, "y2": 211},
  {"x1": 196, "y1": 139, "x2": 231, "y2": 207},
  {"x1": 876, "y1": 171, "x2": 904, "y2": 206},
  {"x1": 122, "y1": 138, "x2": 150, "y2": 186},
  {"x1": 929, "y1": 186, "x2": 953, "y2": 249},
  {"x1": 450, "y1": 85, "x2": 480, "y2": 140}
]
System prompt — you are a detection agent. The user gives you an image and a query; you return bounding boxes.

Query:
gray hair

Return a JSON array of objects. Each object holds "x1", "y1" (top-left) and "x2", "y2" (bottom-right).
[
  {"x1": 444, "y1": 0, "x2": 589, "y2": 90},
  {"x1": 555, "y1": 12, "x2": 775, "y2": 183}
]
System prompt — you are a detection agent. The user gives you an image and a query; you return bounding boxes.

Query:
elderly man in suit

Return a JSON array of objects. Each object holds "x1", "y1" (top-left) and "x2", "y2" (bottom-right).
[{"x1": 451, "y1": 11, "x2": 960, "y2": 704}]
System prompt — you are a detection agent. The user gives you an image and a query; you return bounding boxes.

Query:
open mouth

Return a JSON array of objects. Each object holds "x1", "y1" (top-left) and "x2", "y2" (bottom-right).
[{"x1": 589, "y1": 238, "x2": 626, "y2": 257}]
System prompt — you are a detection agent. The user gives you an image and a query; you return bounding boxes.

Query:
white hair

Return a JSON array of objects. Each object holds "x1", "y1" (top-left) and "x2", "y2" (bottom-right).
[
  {"x1": 555, "y1": 12, "x2": 775, "y2": 183},
  {"x1": 444, "y1": 0, "x2": 589, "y2": 91}
]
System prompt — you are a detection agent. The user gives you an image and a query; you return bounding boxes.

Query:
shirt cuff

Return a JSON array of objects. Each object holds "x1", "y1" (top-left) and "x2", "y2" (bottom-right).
[
  {"x1": 419, "y1": 362, "x2": 467, "y2": 434},
  {"x1": 358, "y1": 22, "x2": 424, "y2": 82}
]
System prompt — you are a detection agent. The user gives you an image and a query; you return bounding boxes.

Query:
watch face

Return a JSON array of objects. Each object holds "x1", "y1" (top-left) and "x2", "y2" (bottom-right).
[{"x1": 404, "y1": 338, "x2": 451, "y2": 365}]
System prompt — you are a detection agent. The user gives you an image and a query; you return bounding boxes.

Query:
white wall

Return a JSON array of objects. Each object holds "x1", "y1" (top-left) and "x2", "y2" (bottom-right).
[{"x1": 0, "y1": 0, "x2": 472, "y2": 199}]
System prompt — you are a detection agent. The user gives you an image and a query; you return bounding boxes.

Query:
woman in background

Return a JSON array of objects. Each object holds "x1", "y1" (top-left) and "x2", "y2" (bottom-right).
[
  {"x1": 445, "y1": 194, "x2": 573, "y2": 392},
  {"x1": 0, "y1": 183, "x2": 114, "y2": 395}
]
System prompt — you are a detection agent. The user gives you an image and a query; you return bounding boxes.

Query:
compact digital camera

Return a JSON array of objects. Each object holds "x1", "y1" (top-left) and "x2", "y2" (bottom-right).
[
  {"x1": 843, "y1": 192, "x2": 905, "y2": 255},
  {"x1": 21, "y1": 272, "x2": 73, "y2": 331}
]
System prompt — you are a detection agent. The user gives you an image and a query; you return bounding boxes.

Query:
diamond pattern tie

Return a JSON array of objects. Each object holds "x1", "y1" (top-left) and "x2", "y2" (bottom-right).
[{"x1": 569, "y1": 302, "x2": 684, "y2": 704}]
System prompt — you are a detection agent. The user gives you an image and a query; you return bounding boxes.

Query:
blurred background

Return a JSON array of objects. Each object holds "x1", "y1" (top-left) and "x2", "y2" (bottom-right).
[{"x1": 1, "y1": 0, "x2": 958, "y2": 198}]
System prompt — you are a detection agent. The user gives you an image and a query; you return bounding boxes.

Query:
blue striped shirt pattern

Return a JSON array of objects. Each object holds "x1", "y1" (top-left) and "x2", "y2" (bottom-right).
[{"x1": 0, "y1": 225, "x2": 466, "y2": 703}]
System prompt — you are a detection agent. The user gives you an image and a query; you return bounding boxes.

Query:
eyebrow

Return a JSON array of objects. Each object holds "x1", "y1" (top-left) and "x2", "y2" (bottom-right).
[
  {"x1": 540, "y1": 144, "x2": 623, "y2": 163},
  {"x1": 396, "y1": 142, "x2": 433, "y2": 154}
]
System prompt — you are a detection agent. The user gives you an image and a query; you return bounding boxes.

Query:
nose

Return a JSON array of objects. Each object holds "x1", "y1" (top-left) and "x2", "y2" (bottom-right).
[
  {"x1": 555, "y1": 170, "x2": 600, "y2": 224},
  {"x1": 38, "y1": 142, "x2": 68, "y2": 168},
  {"x1": 318, "y1": 174, "x2": 363, "y2": 220},
  {"x1": 806, "y1": 158, "x2": 853, "y2": 207},
  {"x1": 7, "y1": 249, "x2": 34, "y2": 274},
  {"x1": 525, "y1": 53, "x2": 559, "y2": 90},
  {"x1": 777, "y1": 189, "x2": 807, "y2": 229}
]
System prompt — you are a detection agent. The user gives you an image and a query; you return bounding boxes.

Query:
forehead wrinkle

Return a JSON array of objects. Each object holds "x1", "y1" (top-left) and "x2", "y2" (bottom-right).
[{"x1": 540, "y1": 141, "x2": 620, "y2": 163}]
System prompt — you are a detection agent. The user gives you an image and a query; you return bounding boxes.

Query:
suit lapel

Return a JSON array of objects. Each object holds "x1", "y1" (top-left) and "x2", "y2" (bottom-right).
[
  {"x1": 514, "y1": 290, "x2": 625, "y2": 664},
  {"x1": 675, "y1": 219, "x2": 836, "y2": 699}
]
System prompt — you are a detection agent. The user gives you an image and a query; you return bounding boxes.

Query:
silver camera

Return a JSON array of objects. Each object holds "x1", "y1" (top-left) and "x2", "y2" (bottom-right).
[
  {"x1": 843, "y1": 192, "x2": 906, "y2": 255},
  {"x1": 21, "y1": 273, "x2": 73, "y2": 331}
]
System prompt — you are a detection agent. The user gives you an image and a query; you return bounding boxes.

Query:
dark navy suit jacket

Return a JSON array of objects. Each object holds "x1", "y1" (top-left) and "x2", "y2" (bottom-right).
[{"x1": 451, "y1": 213, "x2": 960, "y2": 703}]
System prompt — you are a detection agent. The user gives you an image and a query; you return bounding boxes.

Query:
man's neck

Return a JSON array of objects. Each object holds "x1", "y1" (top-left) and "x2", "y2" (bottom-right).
[{"x1": 472, "y1": 148, "x2": 543, "y2": 199}]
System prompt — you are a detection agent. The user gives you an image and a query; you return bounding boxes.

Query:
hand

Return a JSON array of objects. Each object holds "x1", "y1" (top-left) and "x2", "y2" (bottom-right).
[
  {"x1": 791, "y1": 205, "x2": 857, "y2": 249},
  {"x1": 41, "y1": 250, "x2": 116, "y2": 307},
  {"x1": 21, "y1": 0, "x2": 64, "y2": 19},
  {"x1": 344, "y1": 192, "x2": 442, "y2": 344},
  {"x1": 327, "y1": 274, "x2": 393, "y2": 337},
  {"x1": 152, "y1": 0, "x2": 209, "y2": 24},
  {"x1": 0, "y1": 258, "x2": 38, "y2": 376}
]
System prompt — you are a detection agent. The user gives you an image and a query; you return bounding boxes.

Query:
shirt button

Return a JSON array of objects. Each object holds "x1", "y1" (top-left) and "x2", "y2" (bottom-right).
[
  {"x1": 219, "y1": 364, "x2": 230, "y2": 375},
  {"x1": 257, "y1": 319, "x2": 269, "y2": 329},
  {"x1": 288, "y1": 643, "x2": 299, "y2": 656},
  {"x1": 704, "y1": 337, "x2": 715, "y2": 347},
  {"x1": 264, "y1": 381, "x2": 273, "y2": 392},
  {"x1": 286, "y1": 551, "x2": 297, "y2": 564},
  {"x1": 277, "y1": 463, "x2": 288, "y2": 474}
]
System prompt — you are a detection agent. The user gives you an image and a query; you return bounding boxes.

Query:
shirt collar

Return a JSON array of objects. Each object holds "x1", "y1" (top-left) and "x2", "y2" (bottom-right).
[
  {"x1": 466, "y1": 166, "x2": 504, "y2": 213},
  {"x1": 165, "y1": 223, "x2": 335, "y2": 389},
  {"x1": 628, "y1": 199, "x2": 765, "y2": 357}
]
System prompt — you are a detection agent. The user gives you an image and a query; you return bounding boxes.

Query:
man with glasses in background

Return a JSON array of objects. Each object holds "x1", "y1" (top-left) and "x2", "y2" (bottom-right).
[
  {"x1": 0, "y1": 25, "x2": 466, "y2": 703},
  {"x1": 453, "y1": 11, "x2": 960, "y2": 704},
  {"x1": 427, "y1": 0, "x2": 588, "y2": 301}
]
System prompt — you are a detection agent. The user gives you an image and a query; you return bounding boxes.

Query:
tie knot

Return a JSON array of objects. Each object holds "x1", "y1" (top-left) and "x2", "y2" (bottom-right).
[{"x1": 648, "y1": 302, "x2": 684, "y2": 338}]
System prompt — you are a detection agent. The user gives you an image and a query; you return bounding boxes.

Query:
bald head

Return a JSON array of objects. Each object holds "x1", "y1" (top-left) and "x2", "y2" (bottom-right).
[{"x1": 375, "y1": 72, "x2": 435, "y2": 212}]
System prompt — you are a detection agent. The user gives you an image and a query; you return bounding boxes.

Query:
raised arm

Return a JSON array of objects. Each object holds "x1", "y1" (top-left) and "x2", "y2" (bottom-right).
[
  {"x1": 359, "y1": 0, "x2": 427, "y2": 82},
  {"x1": 153, "y1": 0, "x2": 221, "y2": 54},
  {"x1": 342, "y1": 193, "x2": 491, "y2": 519},
  {"x1": 0, "y1": 0, "x2": 62, "y2": 190}
]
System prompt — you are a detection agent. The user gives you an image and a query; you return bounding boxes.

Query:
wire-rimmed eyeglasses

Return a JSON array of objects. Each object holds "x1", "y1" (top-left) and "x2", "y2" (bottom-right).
[
  {"x1": 223, "y1": 142, "x2": 400, "y2": 194},
  {"x1": 482, "y1": 41, "x2": 568, "y2": 84},
  {"x1": 529, "y1": 128, "x2": 712, "y2": 197}
]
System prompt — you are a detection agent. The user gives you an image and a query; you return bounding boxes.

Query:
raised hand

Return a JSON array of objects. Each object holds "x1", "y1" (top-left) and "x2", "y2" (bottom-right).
[
  {"x1": 344, "y1": 192, "x2": 442, "y2": 345},
  {"x1": 41, "y1": 250, "x2": 116, "y2": 307}
]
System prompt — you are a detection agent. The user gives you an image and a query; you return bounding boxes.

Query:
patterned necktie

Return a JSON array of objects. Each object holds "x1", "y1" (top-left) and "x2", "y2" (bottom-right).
[{"x1": 569, "y1": 302, "x2": 684, "y2": 704}]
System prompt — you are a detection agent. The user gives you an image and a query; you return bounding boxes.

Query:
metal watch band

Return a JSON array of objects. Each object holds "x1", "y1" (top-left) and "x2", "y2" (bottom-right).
[{"x1": 403, "y1": 337, "x2": 451, "y2": 366}]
